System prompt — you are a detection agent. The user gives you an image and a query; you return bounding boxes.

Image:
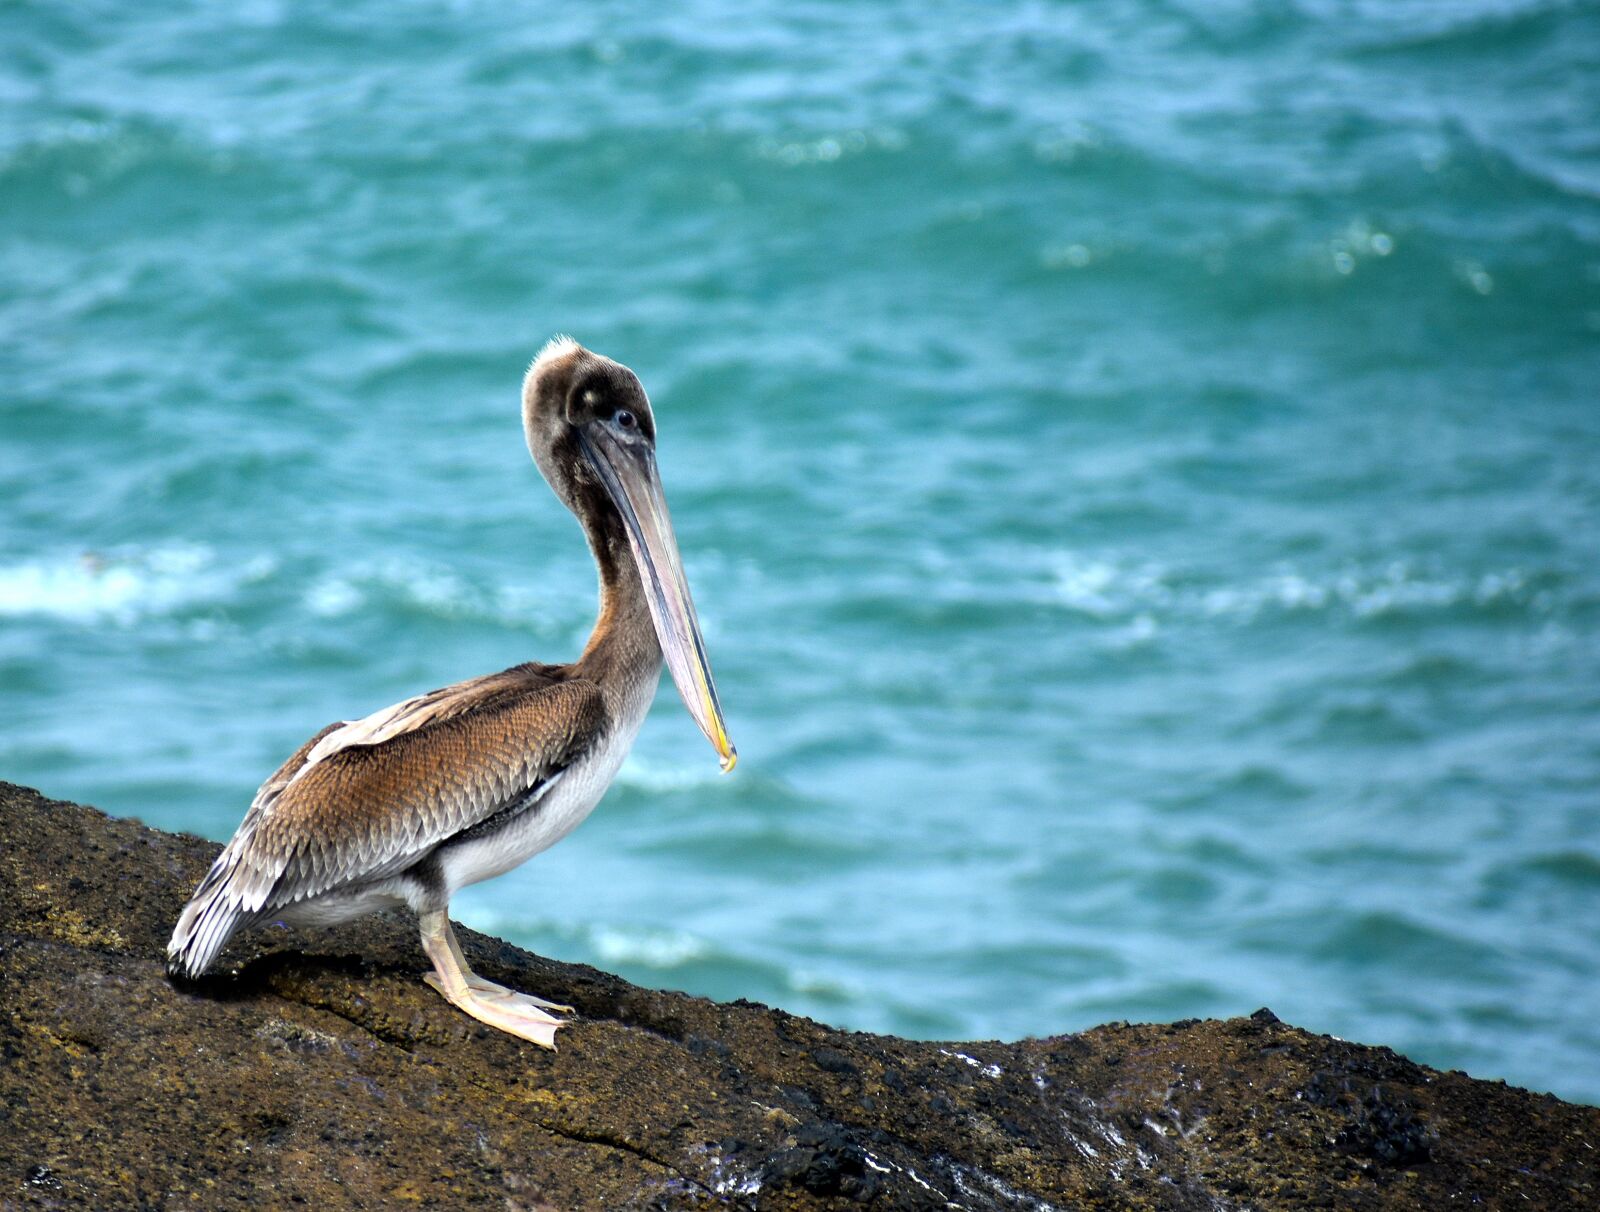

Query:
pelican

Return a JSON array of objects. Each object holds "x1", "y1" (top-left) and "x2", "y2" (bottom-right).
[{"x1": 167, "y1": 337, "x2": 736, "y2": 1048}]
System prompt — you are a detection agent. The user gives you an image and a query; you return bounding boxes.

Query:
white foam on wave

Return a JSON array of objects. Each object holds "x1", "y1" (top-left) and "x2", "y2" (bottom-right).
[
  {"x1": 1202, "y1": 564, "x2": 1530, "y2": 621},
  {"x1": 0, "y1": 543, "x2": 272, "y2": 625},
  {"x1": 1049, "y1": 553, "x2": 1171, "y2": 618},
  {"x1": 305, "y1": 557, "x2": 474, "y2": 619},
  {"x1": 1043, "y1": 552, "x2": 1536, "y2": 626},
  {"x1": 614, "y1": 753, "x2": 729, "y2": 794},
  {"x1": 455, "y1": 899, "x2": 712, "y2": 967},
  {"x1": 455, "y1": 906, "x2": 871, "y2": 1008},
  {"x1": 303, "y1": 557, "x2": 590, "y2": 646},
  {"x1": 462, "y1": 907, "x2": 715, "y2": 970},
  {"x1": 590, "y1": 925, "x2": 709, "y2": 968}
]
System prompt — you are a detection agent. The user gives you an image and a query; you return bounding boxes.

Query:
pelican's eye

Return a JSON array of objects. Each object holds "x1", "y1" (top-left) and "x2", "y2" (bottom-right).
[{"x1": 615, "y1": 409, "x2": 638, "y2": 431}]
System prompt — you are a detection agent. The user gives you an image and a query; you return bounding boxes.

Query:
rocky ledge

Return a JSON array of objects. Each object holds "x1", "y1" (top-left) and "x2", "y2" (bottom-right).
[{"x1": 1, "y1": 781, "x2": 1595, "y2": 1210}]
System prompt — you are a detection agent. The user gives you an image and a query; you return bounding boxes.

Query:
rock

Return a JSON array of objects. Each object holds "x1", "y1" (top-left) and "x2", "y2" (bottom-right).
[{"x1": 1, "y1": 780, "x2": 1595, "y2": 1210}]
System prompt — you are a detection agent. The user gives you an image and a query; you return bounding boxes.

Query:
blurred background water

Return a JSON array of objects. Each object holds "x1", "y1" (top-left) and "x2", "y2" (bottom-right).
[{"x1": 4, "y1": 1, "x2": 1599, "y2": 1103}]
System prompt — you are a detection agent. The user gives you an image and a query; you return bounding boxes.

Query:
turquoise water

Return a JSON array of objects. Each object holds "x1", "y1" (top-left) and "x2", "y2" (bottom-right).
[{"x1": 5, "y1": 2, "x2": 1600, "y2": 1104}]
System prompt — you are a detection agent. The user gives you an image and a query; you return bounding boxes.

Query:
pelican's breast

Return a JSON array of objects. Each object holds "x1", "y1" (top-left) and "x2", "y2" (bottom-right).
[{"x1": 434, "y1": 672, "x2": 656, "y2": 892}]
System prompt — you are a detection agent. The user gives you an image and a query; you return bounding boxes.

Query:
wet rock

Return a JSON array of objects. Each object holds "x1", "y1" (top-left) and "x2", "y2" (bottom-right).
[
  {"x1": 2, "y1": 780, "x2": 1597, "y2": 1210},
  {"x1": 1336, "y1": 1087, "x2": 1433, "y2": 1168},
  {"x1": 759, "y1": 1122, "x2": 882, "y2": 1202}
]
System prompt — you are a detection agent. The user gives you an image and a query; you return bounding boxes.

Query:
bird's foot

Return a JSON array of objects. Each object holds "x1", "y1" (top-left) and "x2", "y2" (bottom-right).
[
  {"x1": 424, "y1": 973, "x2": 569, "y2": 1049},
  {"x1": 462, "y1": 973, "x2": 574, "y2": 1014}
]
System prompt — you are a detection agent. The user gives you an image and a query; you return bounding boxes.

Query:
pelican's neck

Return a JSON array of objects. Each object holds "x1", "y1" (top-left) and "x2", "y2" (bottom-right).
[{"x1": 574, "y1": 502, "x2": 663, "y2": 694}]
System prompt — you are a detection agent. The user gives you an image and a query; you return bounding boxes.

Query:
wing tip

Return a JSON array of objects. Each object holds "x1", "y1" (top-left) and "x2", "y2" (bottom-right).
[
  {"x1": 166, "y1": 900, "x2": 231, "y2": 979},
  {"x1": 166, "y1": 857, "x2": 261, "y2": 979}
]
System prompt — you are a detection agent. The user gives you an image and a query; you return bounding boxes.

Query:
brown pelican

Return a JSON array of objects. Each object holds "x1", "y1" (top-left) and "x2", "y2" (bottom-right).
[{"x1": 167, "y1": 337, "x2": 736, "y2": 1048}]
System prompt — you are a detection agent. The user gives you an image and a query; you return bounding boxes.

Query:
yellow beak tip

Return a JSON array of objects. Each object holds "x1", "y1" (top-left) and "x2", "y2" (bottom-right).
[{"x1": 719, "y1": 748, "x2": 738, "y2": 774}]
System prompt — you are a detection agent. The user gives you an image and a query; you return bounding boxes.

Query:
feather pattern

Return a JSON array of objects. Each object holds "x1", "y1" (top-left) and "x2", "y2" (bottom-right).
[{"x1": 167, "y1": 663, "x2": 607, "y2": 976}]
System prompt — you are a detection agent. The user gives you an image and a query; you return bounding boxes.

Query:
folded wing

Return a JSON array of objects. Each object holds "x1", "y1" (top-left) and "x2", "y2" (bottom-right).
[{"x1": 167, "y1": 664, "x2": 605, "y2": 976}]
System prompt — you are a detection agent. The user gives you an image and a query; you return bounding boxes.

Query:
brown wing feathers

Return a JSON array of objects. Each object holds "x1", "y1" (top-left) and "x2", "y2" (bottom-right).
[
  {"x1": 266, "y1": 678, "x2": 604, "y2": 900},
  {"x1": 166, "y1": 668, "x2": 606, "y2": 977}
]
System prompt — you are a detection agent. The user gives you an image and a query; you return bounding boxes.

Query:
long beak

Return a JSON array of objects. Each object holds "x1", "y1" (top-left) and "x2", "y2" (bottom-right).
[{"x1": 579, "y1": 428, "x2": 737, "y2": 772}]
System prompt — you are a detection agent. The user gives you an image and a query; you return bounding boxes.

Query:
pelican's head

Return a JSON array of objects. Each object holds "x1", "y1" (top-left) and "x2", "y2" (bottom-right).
[{"x1": 522, "y1": 336, "x2": 736, "y2": 772}]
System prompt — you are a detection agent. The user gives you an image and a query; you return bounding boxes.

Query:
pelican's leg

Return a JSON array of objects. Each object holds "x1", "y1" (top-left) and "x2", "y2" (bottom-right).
[
  {"x1": 436, "y1": 914, "x2": 573, "y2": 1013},
  {"x1": 418, "y1": 909, "x2": 568, "y2": 1049}
]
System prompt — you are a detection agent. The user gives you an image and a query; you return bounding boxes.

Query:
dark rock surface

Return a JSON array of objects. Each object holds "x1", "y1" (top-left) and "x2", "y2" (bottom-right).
[{"x1": 2, "y1": 779, "x2": 1595, "y2": 1210}]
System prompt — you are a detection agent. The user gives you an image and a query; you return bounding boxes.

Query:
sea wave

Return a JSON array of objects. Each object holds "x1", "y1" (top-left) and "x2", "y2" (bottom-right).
[
  {"x1": 614, "y1": 754, "x2": 731, "y2": 794},
  {"x1": 0, "y1": 544, "x2": 273, "y2": 625},
  {"x1": 303, "y1": 556, "x2": 581, "y2": 639},
  {"x1": 457, "y1": 910, "x2": 713, "y2": 970},
  {"x1": 0, "y1": 113, "x2": 268, "y2": 205},
  {"x1": 1044, "y1": 552, "x2": 1546, "y2": 626},
  {"x1": 589, "y1": 925, "x2": 710, "y2": 969},
  {"x1": 454, "y1": 900, "x2": 877, "y2": 1010},
  {"x1": 305, "y1": 558, "x2": 475, "y2": 620}
]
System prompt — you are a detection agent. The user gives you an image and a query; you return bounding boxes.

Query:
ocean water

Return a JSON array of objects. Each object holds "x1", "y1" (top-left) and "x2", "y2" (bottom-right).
[{"x1": 4, "y1": 1, "x2": 1599, "y2": 1104}]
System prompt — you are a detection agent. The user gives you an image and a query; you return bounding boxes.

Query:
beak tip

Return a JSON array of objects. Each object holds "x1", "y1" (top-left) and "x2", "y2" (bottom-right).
[{"x1": 719, "y1": 747, "x2": 738, "y2": 774}]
